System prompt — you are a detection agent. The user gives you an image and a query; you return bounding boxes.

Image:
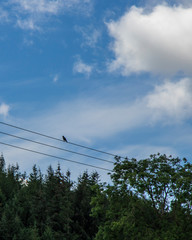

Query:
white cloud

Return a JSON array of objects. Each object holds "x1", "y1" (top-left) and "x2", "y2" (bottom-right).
[
  {"x1": 15, "y1": 99, "x2": 144, "y2": 144},
  {"x1": 17, "y1": 18, "x2": 40, "y2": 31},
  {"x1": 44, "y1": 79, "x2": 192, "y2": 141},
  {"x1": 11, "y1": 0, "x2": 64, "y2": 15},
  {"x1": 146, "y1": 78, "x2": 192, "y2": 122},
  {"x1": 7, "y1": 0, "x2": 93, "y2": 31},
  {"x1": 107, "y1": 5, "x2": 192, "y2": 75},
  {"x1": 1, "y1": 79, "x2": 191, "y2": 146},
  {"x1": 1, "y1": 78, "x2": 191, "y2": 178},
  {"x1": 8, "y1": 79, "x2": 191, "y2": 144},
  {"x1": 73, "y1": 59, "x2": 93, "y2": 76},
  {"x1": 0, "y1": 103, "x2": 10, "y2": 117}
]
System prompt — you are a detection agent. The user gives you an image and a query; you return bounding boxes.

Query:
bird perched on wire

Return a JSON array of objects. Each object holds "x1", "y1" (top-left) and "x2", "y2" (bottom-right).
[{"x1": 62, "y1": 136, "x2": 68, "y2": 142}]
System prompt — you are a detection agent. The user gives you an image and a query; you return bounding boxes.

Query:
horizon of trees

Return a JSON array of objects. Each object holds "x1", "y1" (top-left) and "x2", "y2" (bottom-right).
[{"x1": 0, "y1": 153, "x2": 191, "y2": 239}]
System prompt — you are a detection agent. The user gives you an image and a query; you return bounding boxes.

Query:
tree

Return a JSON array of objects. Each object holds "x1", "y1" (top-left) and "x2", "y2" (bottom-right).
[
  {"x1": 92, "y1": 154, "x2": 192, "y2": 240},
  {"x1": 26, "y1": 165, "x2": 46, "y2": 234},
  {"x1": 72, "y1": 171, "x2": 100, "y2": 240},
  {"x1": 112, "y1": 154, "x2": 192, "y2": 215},
  {"x1": 0, "y1": 200, "x2": 23, "y2": 239},
  {"x1": 45, "y1": 164, "x2": 73, "y2": 239},
  {"x1": 0, "y1": 154, "x2": 5, "y2": 171}
]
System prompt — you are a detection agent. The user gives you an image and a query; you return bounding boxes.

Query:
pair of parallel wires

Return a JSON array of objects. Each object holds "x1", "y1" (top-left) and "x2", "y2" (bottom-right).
[{"x1": 0, "y1": 121, "x2": 127, "y2": 172}]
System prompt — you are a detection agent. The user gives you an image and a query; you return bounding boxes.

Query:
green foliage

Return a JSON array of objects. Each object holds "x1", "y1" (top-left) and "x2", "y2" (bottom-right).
[
  {"x1": 72, "y1": 171, "x2": 99, "y2": 239},
  {"x1": 45, "y1": 164, "x2": 73, "y2": 239},
  {"x1": 0, "y1": 153, "x2": 192, "y2": 239},
  {"x1": 92, "y1": 154, "x2": 192, "y2": 240},
  {"x1": 42, "y1": 226, "x2": 54, "y2": 240},
  {"x1": 112, "y1": 154, "x2": 192, "y2": 214},
  {"x1": 0, "y1": 159, "x2": 100, "y2": 240}
]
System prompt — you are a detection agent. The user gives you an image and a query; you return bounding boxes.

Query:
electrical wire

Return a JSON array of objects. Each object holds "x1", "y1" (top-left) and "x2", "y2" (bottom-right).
[
  {"x1": 0, "y1": 141, "x2": 113, "y2": 172},
  {"x1": 0, "y1": 131, "x2": 114, "y2": 164},
  {"x1": 0, "y1": 121, "x2": 122, "y2": 158}
]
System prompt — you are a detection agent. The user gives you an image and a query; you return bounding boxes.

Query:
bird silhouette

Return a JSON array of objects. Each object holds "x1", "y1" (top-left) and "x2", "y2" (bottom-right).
[{"x1": 62, "y1": 136, "x2": 68, "y2": 142}]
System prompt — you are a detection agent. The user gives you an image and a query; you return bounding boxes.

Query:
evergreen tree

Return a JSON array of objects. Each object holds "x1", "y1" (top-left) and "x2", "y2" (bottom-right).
[
  {"x1": 0, "y1": 153, "x2": 5, "y2": 171},
  {"x1": 0, "y1": 153, "x2": 192, "y2": 240},
  {"x1": 45, "y1": 164, "x2": 73, "y2": 239},
  {"x1": 27, "y1": 165, "x2": 46, "y2": 234},
  {"x1": 72, "y1": 171, "x2": 100, "y2": 240},
  {"x1": 0, "y1": 201, "x2": 23, "y2": 239}
]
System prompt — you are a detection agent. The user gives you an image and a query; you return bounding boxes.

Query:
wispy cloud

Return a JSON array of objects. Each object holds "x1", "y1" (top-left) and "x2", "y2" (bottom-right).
[
  {"x1": 14, "y1": 78, "x2": 192, "y2": 142},
  {"x1": 16, "y1": 18, "x2": 40, "y2": 31},
  {"x1": 73, "y1": 58, "x2": 93, "y2": 77},
  {"x1": 75, "y1": 25, "x2": 101, "y2": 48},
  {"x1": 3, "y1": 0, "x2": 93, "y2": 31},
  {"x1": 107, "y1": 5, "x2": 192, "y2": 76},
  {"x1": 2, "y1": 78, "x2": 191, "y2": 178},
  {"x1": 11, "y1": 0, "x2": 64, "y2": 14},
  {"x1": 10, "y1": 0, "x2": 92, "y2": 14}
]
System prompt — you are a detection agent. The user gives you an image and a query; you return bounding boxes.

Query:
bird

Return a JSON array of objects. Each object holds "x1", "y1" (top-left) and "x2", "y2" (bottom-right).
[{"x1": 62, "y1": 136, "x2": 68, "y2": 142}]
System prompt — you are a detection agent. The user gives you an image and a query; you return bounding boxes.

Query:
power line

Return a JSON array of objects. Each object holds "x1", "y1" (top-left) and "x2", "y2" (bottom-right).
[
  {"x1": 0, "y1": 141, "x2": 113, "y2": 172},
  {"x1": 0, "y1": 131, "x2": 114, "y2": 164},
  {"x1": 0, "y1": 121, "x2": 121, "y2": 158}
]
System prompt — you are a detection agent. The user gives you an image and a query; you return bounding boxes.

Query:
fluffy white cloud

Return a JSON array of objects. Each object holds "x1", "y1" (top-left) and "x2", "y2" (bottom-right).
[
  {"x1": 146, "y1": 78, "x2": 192, "y2": 122},
  {"x1": 0, "y1": 103, "x2": 10, "y2": 117},
  {"x1": 73, "y1": 59, "x2": 93, "y2": 76},
  {"x1": 107, "y1": 5, "x2": 192, "y2": 75}
]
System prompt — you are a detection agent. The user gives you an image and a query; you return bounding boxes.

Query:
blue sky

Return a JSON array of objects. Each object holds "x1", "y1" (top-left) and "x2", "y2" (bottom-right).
[{"x1": 1, "y1": 0, "x2": 192, "y2": 182}]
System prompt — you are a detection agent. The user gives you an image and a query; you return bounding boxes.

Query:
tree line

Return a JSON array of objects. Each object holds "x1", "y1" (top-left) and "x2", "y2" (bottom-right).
[{"x1": 0, "y1": 153, "x2": 192, "y2": 239}]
